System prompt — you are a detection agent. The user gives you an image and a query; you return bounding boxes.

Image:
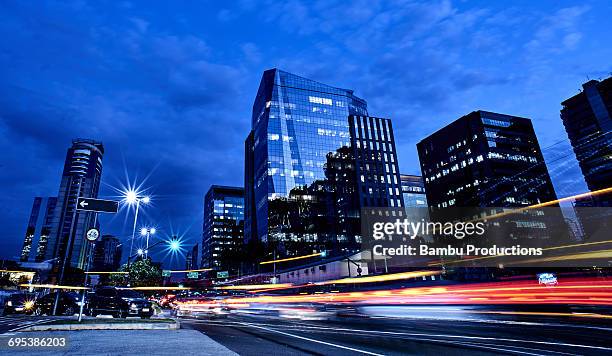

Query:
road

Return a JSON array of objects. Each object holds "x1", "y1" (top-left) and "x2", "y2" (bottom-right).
[
  {"x1": 181, "y1": 307, "x2": 612, "y2": 355},
  {"x1": 0, "y1": 314, "x2": 56, "y2": 335}
]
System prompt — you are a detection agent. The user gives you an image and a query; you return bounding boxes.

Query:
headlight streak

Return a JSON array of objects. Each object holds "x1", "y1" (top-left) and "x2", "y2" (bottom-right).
[{"x1": 212, "y1": 277, "x2": 612, "y2": 311}]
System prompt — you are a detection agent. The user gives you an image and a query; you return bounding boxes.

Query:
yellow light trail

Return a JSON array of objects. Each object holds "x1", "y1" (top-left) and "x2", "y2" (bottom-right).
[
  {"x1": 168, "y1": 268, "x2": 212, "y2": 273},
  {"x1": 19, "y1": 284, "x2": 90, "y2": 290},
  {"x1": 118, "y1": 286, "x2": 192, "y2": 291},
  {"x1": 428, "y1": 239, "x2": 612, "y2": 266},
  {"x1": 0, "y1": 270, "x2": 35, "y2": 274},
  {"x1": 84, "y1": 271, "x2": 129, "y2": 274},
  {"x1": 315, "y1": 270, "x2": 441, "y2": 285},
  {"x1": 260, "y1": 252, "x2": 324, "y2": 265},
  {"x1": 217, "y1": 283, "x2": 293, "y2": 290},
  {"x1": 483, "y1": 186, "x2": 612, "y2": 221}
]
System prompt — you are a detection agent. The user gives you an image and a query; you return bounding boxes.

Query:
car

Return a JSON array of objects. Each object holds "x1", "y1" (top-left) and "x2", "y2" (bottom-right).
[
  {"x1": 2, "y1": 293, "x2": 36, "y2": 315},
  {"x1": 88, "y1": 286, "x2": 153, "y2": 318},
  {"x1": 33, "y1": 292, "x2": 81, "y2": 316}
]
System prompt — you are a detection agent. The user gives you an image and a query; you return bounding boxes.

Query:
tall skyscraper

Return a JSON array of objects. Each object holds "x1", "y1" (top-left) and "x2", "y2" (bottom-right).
[
  {"x1": 92, "y1": 235, "x2": 122, "y2": 272},
  {"x1": 349, "y1": 115, "x2": 403, "y2": 209},
  {"x1": 46, "y1": 139, "x2": 104, "y2": 272},
  {"x1": 202, "y1": 185, "x2": 244, "y2": 274},
  {"x1": 246, "y1": 69, "x2": 368, "y2": 245},
  {"x1": 417, "y1": 111, "x2": 557, "y2": 208},
  {"x1": 400, "y1": 175, "x2": 427, "y2": 208},
  {"x1": 20, "y1": 197, "x2": 57, "y2": 262},
  {"x1": 561, "y1": 77, "x2": 612, "y2": 206},
  {"x1": 244, "y1": 131, "x2": 257, "y2": 245}
]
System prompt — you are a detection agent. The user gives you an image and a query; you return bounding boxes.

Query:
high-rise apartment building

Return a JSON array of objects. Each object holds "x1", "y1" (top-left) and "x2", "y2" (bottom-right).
[
  {"x1": 561, "y1": 77, "x2": 612, "y2": 206},
  {"x1": 20, "y1": 197, "x2": 58, "y2": 262},
  {"x1": 46, "y1": 139, "x2": 104, "y2": 271},
  {"x1": 202, "y1": 185, "x2": 244, "y2": 274},
  {"x1": 417, "y1": 111, "x2": 557, "y2": 208}
]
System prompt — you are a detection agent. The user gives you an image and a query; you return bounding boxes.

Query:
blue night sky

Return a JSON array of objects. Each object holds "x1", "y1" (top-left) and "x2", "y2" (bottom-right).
[{"x1": 1, "y1": 1, "x2": 611, "y2": 267}]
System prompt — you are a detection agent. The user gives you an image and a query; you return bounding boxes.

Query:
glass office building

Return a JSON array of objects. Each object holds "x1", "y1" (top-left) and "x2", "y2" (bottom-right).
[
  {"x1": 202, "y1": 185, "x2": 244, "y2": 274},
  {"x1": 20, "y1": 197, "x2": 58, "y2": 262},
  {"x1": 417, "y1": 111, "x2": 557, "y2": 208},
  {"x1": 247, "y1": 69, "x2": 368, "y2": 244}
]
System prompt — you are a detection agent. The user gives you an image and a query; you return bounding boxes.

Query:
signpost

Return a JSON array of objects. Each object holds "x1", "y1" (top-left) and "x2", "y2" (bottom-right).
[
  {"x1": 187, "y1": 272, "x2": 199, "y2": 279},
  {"x1": 216, "y1": 271, "x2": 229, "y2": 279},
  {"x1": 76, "y1": 198, "x2": 119, "y2": 213},
  {"x1": 85, "y1": 228, "x2": 100, "y2": 242},
  {"x1": 162, "y1": 270, "x2": 171, "y2": 277},
  {"x1": 74, "y1": 197, "x2": 118, "y2": 321}
]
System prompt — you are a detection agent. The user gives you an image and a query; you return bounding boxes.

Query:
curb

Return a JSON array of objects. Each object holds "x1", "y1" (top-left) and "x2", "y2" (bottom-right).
[{"x1": 20, "y1": 320, "x2": 180, "y2": 331}]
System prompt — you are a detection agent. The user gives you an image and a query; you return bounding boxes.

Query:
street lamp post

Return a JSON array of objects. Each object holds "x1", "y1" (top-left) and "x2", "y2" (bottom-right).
[
  {"x1": 125, "y1": 192, "x2": 150, "y2": 266},
  {"x1": 140, "y1": 227, "x2": 156, "y2": 259}
]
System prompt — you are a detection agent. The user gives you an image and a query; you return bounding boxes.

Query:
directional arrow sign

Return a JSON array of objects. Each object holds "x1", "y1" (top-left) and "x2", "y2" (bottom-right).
[{"x1": 76, "y1": 198, "x2": 119, "y2": 213}]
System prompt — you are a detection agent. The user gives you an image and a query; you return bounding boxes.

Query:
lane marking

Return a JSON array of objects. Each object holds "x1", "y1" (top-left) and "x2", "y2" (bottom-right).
[
  {"x1": 186, "y1": 318, "x2": 579, "y2": 356},
  {"x1": 184, "y1": 318, "x2": 611, "y2": 352},
  {"x1": 239, "y1": 322, "x2": 384, "y2": 356}
]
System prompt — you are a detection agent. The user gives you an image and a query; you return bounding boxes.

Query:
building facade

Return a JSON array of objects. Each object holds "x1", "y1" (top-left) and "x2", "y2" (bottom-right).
[
  {"x1": 417, "y1": 111, "x2": 557, "y2": 208},
  {"x1": 400, "y1": 175, "x2": 427, "y2": 208},
  {"x1": 185, "y1": 243, "x2": 199, "y2": 270},
  {"x1": 20, "y1": 197, "x2": 58, "y2": 262},
  {"x1": 202, "y1": 185, "x2": 244, "y2": 274},
  {"x1": 92, "y1": 235, "x2": 122, "y2": 272},
  {"x1": 561, "y1": 77, "x2": 612, "y2": 206},
  {"x1": 45, "y1": 139, "x2": 104, "y2": 271},
  {"x1": 246, "y1": 69, "x2": 368, "y2": 245},
  {"x1": 349, "y1": 115, "x2": 404, "y2": 209}
]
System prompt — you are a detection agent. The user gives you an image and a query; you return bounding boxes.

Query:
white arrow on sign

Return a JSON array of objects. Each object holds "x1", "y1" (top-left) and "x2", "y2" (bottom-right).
[{"x1": 79, "y1": 200, "x2": 89, "y2": 208}]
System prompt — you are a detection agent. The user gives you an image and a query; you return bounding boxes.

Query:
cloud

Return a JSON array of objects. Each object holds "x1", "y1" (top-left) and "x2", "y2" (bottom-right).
[
  {"x1": 526, "y1": 5, "x2": 590, "y2": 53},
  {"x1": 241, "y1": 42, "x2": 261, "y2": 63}
]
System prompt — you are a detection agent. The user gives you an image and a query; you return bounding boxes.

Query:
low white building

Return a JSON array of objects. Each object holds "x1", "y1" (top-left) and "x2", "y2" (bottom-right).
[{"x1": 277, "y1": 252, "x2": 370, "y2": 284}]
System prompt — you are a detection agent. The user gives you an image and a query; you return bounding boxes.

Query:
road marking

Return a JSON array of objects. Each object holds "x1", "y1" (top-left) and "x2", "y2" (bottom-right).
[
  {"x1": 7, "y1": 318, "x2": 55, "y2": 332},
  {"x1": 240, "y1": 322, "x2": 384, "y2": 356},
  {"x1": 185, "y1": 318, "x2": 611, "y2": 352}
]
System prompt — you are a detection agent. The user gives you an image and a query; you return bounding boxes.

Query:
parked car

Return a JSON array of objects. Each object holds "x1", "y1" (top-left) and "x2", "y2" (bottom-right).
[
  {"x1": 88, "y1": 286, "x2": 153, "y2": 318},
  {"x1": 2, "y1": 293, "x2": 36, "y2": 315},
  {"x1": 33, "y1": 292, "x2": 81, "y2": 316}
]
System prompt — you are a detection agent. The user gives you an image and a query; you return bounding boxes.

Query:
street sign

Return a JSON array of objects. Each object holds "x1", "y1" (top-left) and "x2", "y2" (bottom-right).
[
  {"x1": 162, "y1": 270, "x2": 171, "y2": 277},
  {"x1": 187, "y1": 272, "x2": 199, "y2": 279},
  {"x1": 85, "y1": 228, "x2": 100, "y2": 242},
  {"x1": 76, "y1": 198, "x2": 119, "y2": 213},
  {"x1": 216, "y1": 271, "x2": 229, "y2": 279}
]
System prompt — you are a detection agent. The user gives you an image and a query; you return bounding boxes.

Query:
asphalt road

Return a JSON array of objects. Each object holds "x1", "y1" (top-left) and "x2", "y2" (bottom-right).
[
  {"x1": 181, "y1": 308, "x2": 612, "y2": 356},
  {"x1": 0, "y1": 314, "x2": 56, "y2": 335}
]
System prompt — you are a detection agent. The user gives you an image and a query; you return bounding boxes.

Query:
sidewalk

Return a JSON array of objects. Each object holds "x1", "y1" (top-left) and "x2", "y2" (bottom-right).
[{"x1": 4, "y1": 330, "x2": 238, "y2": 355}]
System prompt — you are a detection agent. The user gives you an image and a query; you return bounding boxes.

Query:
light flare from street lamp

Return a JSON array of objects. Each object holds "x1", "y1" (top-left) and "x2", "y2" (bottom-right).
[
  {"x1": 169, "y1": 240, "x2": 180, "y2": 251},
  {"x1": 140, "y1": 227, "x2": 148, "y2": 236},
  {"x1": 125, "y1": 190, "x2": 138, "y2": 204}
]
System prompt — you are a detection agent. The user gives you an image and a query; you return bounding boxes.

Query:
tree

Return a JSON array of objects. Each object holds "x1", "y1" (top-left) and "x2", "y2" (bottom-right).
[{"x1": 109, "y1": 259, "x2": 162, "y2": 287}]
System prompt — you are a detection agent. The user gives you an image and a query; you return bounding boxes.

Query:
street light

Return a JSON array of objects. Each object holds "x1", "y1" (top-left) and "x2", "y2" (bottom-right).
[
  {"x1": 169, "y1": 239, "x2": 180, "y2": 252},
  {"x1": 140, "y1": 226, "x2": 156, "y2": 258},
  {"x1": 123, "y1": 190, "x2": 151, "y2": 264}
]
